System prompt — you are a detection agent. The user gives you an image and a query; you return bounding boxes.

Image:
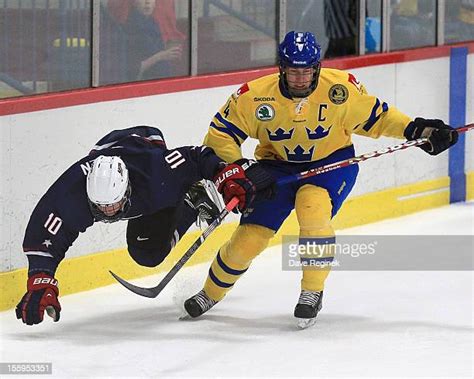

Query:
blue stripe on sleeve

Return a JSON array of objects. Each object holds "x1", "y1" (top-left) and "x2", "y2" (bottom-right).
[
  {"x1": 363, "y1": 98, "x2": 387, "y2": 132},
  {"x1": 210, "y1": 122, "x2": 241, "y2": 146},
  {"x1": 215, "y1": 112, "x2": 248, "y2": 141}
]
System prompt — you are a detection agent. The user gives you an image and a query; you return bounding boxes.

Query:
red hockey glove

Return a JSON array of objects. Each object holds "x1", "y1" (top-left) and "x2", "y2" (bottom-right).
[
  {"x1": 16, "y1": 273, "x2": 61, "y2": 325},
  {"x1": 214, "y1": 163, "x2": 256, "y2": 212},
  {"x1": 404, "y1": 118, "x2": 458, "y2": 156}
]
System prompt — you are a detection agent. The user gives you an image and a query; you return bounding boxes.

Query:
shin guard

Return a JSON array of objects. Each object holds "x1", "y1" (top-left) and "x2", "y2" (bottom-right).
[
  {"x1": 295, "y1": 185, "x2": 335, "y2": 292},
  {"x1": 204, "y1": 224, "x2": 274, "y2": 301}
]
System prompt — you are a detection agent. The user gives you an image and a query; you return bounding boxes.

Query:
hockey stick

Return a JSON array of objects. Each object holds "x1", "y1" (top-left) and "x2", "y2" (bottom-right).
[
  {"x1": 277, "y1": 124, "x2": 473, "y2": 185},
  {"x1": 109, "y1": 197, "x2": 240, "y2": 298},
  {"x1": 111, "y1": 124, "x2": 473, "y2": 298}
]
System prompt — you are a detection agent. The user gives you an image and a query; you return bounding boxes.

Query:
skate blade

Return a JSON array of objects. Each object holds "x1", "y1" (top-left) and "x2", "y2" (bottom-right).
[
  {"x1": 296, "y1": 317, "x2": 316, "y2": 329},
  {"x1": 178, "y1": 313, "x2": 192, "y2": 321}
]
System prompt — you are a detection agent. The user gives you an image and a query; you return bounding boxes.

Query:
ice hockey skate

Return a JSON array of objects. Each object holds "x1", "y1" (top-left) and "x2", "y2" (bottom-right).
[
  {"x1": 294, "y1": 290, "x2": 323, "y2": 329},
  {"x1": 185, "y1": 181, "x2": 222, "y2": 227},
  {"x1": 184, "y1": 290, "x2": 218, "y2": 318}
]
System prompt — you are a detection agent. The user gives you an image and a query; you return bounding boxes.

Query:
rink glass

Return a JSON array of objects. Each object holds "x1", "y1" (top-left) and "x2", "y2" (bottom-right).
[{"x1": 1, "y1": 0, "x2": 473, "y2": 99}]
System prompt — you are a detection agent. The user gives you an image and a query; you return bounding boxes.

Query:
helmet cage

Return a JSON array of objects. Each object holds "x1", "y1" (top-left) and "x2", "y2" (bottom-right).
[
  {"x1": 279, "y1": 62, "x2": 321, "y2": 98},
  {"x1": 88, "y1": 182, "x2": 131, "y2": 223}
]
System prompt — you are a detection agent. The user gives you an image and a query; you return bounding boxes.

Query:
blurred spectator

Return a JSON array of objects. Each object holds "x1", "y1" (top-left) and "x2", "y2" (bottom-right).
[
  {"x1": 323, "y1": 0, "x2": 358, "y2": 58},
  {"x1": 390, "y1": 0, "x2": 436, "y2": 50},
  {"x1": 106, "y1": 0, "x2": 186, "y2": 81},
  {"x1": 446, "y1": 0, "x2": 474, "y2": 43}
]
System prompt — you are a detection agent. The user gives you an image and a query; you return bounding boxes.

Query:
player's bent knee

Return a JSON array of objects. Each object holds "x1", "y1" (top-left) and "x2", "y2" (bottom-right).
[
  {"x1": 128, "y1": 245, "x2": 170, "y2": 268},
  {"x1": 295, "y1": 185, "x2": 333, "y2": 232},
  {"x1": 222, "y1": 224, "x2": 275, "y2": 266}
]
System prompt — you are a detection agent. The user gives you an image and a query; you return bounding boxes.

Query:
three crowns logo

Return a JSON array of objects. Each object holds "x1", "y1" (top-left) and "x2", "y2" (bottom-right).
[
  {"x1": 284, "y1": 145, "x2": 315, "y2": 162},
  {"x1": 306, "y1": 125, "x2": 331, "y2": 140},
  {"x1": 266, "y1": 128, "x2": 294, "y2": 141}
]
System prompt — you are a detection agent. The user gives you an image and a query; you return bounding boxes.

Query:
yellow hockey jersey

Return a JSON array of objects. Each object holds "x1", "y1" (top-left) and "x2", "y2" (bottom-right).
[{"x1": 204, "y1": 68, "x2": 413, "y2": 163}]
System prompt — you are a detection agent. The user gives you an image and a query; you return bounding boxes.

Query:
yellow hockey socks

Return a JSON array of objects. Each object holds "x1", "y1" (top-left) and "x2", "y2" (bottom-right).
[{"x1": 204, "y1": 224, "x2": 274, "y2": 301}]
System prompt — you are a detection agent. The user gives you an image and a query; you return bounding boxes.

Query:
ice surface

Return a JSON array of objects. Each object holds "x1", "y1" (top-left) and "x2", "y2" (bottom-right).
[{"x1": 1, "y1": 203, "x2": 473, "y2": 377}]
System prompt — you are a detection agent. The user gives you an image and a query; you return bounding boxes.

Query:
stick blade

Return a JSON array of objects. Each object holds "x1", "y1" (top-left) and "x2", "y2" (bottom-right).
[{"x1": 109, "y1": 270, "x2": 160, "y2": 298}]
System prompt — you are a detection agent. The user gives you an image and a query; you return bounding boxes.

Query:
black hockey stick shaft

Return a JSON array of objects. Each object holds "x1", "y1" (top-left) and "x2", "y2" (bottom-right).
[
  {"x1": 111, "y1": 124, "x2": 473, "y2": 298},
  {"x1": 109, "y1": 197, "x2": 240, "y2": 298}
]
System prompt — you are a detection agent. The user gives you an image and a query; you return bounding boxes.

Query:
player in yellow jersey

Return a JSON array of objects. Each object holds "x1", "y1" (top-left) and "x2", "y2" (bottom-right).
[{"x1": 184, "y1": 31, "x2": 458, "y2": 328}]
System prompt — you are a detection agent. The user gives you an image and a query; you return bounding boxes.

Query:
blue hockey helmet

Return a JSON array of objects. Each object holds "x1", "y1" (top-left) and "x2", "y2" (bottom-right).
[
  {"x1": 278, "y1": 31, "x2": 322, "y2": 97},
  {"x1": 278, "y1": 31, "x2": 321, "y2": 68}
]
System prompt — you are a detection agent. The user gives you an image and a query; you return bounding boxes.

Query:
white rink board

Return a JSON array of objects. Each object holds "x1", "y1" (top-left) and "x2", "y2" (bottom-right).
[{"x1": 1, "y1": 55, "x2": 473, "y2": 272}]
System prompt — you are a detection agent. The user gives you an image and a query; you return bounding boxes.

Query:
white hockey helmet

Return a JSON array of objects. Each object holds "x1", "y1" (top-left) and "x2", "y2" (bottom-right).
[{"x1": 86, "y1": 155, "x2": 131, "y2": 222}]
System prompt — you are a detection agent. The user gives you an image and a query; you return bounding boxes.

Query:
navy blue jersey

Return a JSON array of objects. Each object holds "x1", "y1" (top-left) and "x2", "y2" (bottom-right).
[{"x1": 24, "y1": 126, "x2": 223, "y2": 276}]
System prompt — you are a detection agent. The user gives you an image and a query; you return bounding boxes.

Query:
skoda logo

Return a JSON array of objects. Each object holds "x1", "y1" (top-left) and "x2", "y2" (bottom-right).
[{"x1": 256, "y1": 104, "x2": 275, "y2": 121}]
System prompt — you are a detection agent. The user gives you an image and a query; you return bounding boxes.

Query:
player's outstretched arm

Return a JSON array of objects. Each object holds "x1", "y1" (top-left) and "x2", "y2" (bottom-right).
[
  {"x1": 18, "y1": 225, "x2": 70, "y2": 326},
  {"x1": 17, "y1": 158, "x2": 93, "y2": 325},
  {"x1": 18, "y1": 209, "x2": 80, "y2": 325},
  {"x1": 404, "y1": 117, "x2": 459, "y2": 155},
  {"x1": 345, "y1": 73, "x2": 459, "y2": 154}
]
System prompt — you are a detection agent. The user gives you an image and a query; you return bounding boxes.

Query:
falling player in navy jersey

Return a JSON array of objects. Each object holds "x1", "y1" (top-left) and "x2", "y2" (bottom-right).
[{"x1": 16, "y1": 125, "x2": 274, "y2": 326}]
